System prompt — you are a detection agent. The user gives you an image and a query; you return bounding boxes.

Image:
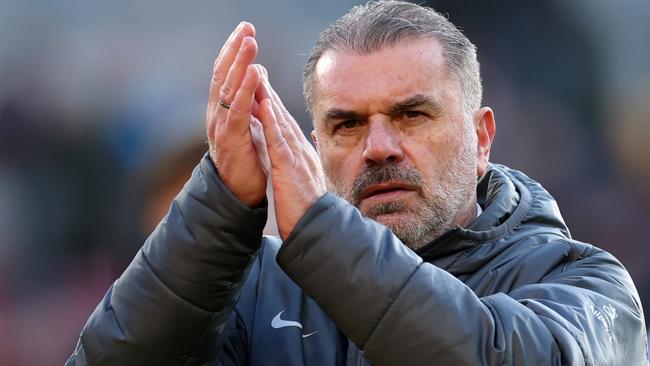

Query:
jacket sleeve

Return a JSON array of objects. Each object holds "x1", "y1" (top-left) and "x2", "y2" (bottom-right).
[
  {"x1": 276, "y1": 193, "x2": 648, "y2": 365},
  {"x1": 66, "y1": 155, "x2": 266, "y2": 366}
]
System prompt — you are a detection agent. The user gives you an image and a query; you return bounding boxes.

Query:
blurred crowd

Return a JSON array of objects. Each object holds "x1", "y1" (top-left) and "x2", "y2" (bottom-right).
[{"x1": 1, "y1": 0, "x2": 648, "y2": 363}]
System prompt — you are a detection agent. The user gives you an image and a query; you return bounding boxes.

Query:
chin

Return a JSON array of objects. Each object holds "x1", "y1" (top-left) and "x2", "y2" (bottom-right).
[
  {"x1": 366, "y1": 208, "x2": 416, "y2": 233},
  {"x1": 361, "y1": 200, "x2": 449, "y2": 249}
]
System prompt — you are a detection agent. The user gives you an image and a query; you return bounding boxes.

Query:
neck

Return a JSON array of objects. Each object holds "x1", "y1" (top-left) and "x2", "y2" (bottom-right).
[
  {"x1": 407, "y1": 197, "x2": 477, "y2": 251},
  {"x1": 455, "y1": 197, "x2": 478, "y2": 230}
]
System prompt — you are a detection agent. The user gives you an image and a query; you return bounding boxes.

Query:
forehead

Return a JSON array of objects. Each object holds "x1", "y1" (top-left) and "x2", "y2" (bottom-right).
[{"x1": 312, "y1": 38, "x2": 452, "y2": 116}]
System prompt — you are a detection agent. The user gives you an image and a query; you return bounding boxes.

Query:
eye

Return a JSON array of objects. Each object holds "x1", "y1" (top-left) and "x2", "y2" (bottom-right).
[
  {"x1": 334, "y1": 119, "x2": 360, "y2": 132},
  {"x1": 402, "y1": 110, "x2": 425, "y2": 119}
]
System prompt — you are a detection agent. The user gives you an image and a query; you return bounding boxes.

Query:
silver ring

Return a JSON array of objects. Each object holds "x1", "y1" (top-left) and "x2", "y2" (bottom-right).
[{"x1": 218, "y1": 99, "x2": 231, "y2": 109}]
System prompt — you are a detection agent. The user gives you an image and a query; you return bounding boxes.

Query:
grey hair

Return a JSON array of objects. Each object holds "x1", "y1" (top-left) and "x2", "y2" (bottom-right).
[{"x1": 303, "y1": 0, "x2": 482, "y2": 119}]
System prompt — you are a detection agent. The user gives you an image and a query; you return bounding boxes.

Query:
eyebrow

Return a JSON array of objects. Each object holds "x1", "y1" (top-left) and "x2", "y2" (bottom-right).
[
  {"x1": 323, "y1": 108, "x2": 363, "y2": 122},
  {"x1": 387, "y1": 94, "x2": 443, "y2": 117},
  {"x1": 321, "y1": 94, "x2": 443, "y2": 123}
]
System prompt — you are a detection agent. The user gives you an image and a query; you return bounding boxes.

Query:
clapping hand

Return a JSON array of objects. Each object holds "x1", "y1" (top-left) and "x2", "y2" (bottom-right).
[
  {"x1": 205, "y1": 22, "x2": 269, "y2": 208},
  {"x1": 254, "y1": 68, "x2": 327, "y2": 240},
  {"x1": 205, "y1": 21, "x2": 326, "y2": 237}
]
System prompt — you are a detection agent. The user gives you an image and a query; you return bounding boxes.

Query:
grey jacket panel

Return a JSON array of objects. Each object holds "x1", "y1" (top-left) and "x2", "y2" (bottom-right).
[{"x1": 67, "y1": 156, "x2": 266, "y2": 365}]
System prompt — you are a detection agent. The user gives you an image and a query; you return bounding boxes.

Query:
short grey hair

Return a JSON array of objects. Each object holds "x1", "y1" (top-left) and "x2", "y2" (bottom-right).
[{"x1": 303, "y1": 0, "x2": 482, "y2": 119}]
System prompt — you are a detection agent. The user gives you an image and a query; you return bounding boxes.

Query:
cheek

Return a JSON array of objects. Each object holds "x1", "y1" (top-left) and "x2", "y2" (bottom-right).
[
  {"x1": 320, "y1": 147, "x2": 359, "y2": 188},
  {"x1": 320, "y1": 154, "x2": 339, "y2": 181},
  {"x1": 405, "y1": 129, "x2": 451, "y2": 166},
  {"x1": 406, "y1": 125, "x2": 470, "y2": 176}
]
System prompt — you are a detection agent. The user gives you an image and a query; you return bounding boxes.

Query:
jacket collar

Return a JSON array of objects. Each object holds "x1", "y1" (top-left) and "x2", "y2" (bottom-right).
[{"x1": 415, "y1": 163, "x2": 533, "y2": 264}]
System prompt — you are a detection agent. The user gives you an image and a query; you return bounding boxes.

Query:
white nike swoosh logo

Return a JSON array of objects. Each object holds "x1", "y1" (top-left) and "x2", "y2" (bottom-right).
[
  {"x1": 271, "y1": 310, "x2": 303, "y2": 329},
  {"x1": 271, "y1": 310, "x2": 318, "y2": 338}
]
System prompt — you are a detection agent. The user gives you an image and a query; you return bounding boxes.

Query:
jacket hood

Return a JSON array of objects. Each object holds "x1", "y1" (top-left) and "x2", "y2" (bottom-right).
[{"x1": 416, "y1": 163, "x2": 571, "y2": 264}]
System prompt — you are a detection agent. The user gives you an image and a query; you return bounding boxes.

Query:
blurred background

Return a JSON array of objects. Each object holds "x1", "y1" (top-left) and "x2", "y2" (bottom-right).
[{"x1": 1, "y1": 0, "x2": 649, "y2": 363}]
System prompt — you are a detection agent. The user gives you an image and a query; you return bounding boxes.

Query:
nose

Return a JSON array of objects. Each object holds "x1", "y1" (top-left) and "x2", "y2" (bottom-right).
[{"x1": 362, "y1": 116, "x2": 404, "y2": 164}]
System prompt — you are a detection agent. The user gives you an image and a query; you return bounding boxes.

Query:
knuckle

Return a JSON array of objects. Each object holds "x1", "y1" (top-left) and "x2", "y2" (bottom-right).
[
  {"x1": 228, "y1": 103, "x2": 244, "y2": 116},
  {"x1": 274, "y1": 138, "x2": 289, "y2": 151},
  {"x1": 226, "y1": 40, "x2": 238, "y2": 52},
  {"x1": 212, "y1": 68, "x2": 225, "y2": 84},
  {"x1": 220, "y1": 84, "x2": 233, "y2": 100}
]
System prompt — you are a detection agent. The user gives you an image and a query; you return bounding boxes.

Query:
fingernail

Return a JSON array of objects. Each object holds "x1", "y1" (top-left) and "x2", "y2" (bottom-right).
[{"x1": 241, "y1": 21, "x2": 255, "y2": 36}]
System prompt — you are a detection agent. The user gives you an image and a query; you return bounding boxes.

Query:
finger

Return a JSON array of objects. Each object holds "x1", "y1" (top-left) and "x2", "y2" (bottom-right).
[
  {"x1": 259, "y1": 73, "x2": 323, "y2": 174},
  {"x1": 206, "y1": 23, "x2": 255, "y2": 140},
  {"x1": 209, "y1": 22, "x2": 255, "y2": 103},
  {"x1": 216, "y1": 21, "x2": 255, "y2": 61},
  {"x1": 267, "y1": 96, "x2": 302, "y2": 154},
  {"x1": 258, "y1": 63, "x2": 269, "y2": 79},
  {"x1": 254, "y1": 73, "x2": 298, "y2": 147},
  {"x1": 252, "y1": 66, "x2": 271, "y2": 122},
  {"x1": 258, "y1": 69, "x2": 292, "y2": 124},
  {"x1": 219, "y1": 36, "x2": 258, "y2": 106},
  {"x1": 226, "y1": 65, "x2": 260, "y2": 135},
  {"x1": 251, "y1": 98, "x2": 260, "y2": 117},
  {"x1": 208, "y1": 22, "x2": 256, "y2": 105},
  {"x1": 257, "y1": 66, "x2": 283, "y2": 117},
  {"x1": 254, "y1": 65, "x2": 272, "y2": 101},
  {"x1": 250, "y1": 117, "x2": 271, "y2": 177},
  {"x1": 258, "y1": 99, "x2": 293, "y2": 165},
  {"x1": 260, "y1": 72, "x2": 310, "y2": 146}
]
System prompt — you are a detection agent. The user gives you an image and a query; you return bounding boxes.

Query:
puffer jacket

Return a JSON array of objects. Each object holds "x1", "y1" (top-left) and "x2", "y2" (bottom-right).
[{"x1": 66, "y1": 155, "x2": 648, "y2": 365}]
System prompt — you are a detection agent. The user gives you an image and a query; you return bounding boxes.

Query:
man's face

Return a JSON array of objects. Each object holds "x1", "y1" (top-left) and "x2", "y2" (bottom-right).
[{"x1": 311, "y1": 38, "x2": 484, "y2": 249}]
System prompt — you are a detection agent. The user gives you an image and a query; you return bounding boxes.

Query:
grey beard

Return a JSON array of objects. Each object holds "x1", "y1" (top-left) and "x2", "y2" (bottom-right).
[
  {"x1": 365, "y1": 200, "x2": 451, "y2": 249},
  {"x1": 326, "y1": 162, "x2": 461, "y2": 249},
  {"x1": 325, "y1": 139, "x2": 476, "y2": 250}
]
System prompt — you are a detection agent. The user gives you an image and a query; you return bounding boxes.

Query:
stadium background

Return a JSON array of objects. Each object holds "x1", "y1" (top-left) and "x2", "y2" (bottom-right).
[{"x1": 1, "y1": 0, "x2": 649, "y2": 363}]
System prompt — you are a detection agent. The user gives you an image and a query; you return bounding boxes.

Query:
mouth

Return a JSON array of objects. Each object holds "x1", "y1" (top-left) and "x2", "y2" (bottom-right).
[{"x1": 360, "y1": 182, "x2": 416, "y2": 203}]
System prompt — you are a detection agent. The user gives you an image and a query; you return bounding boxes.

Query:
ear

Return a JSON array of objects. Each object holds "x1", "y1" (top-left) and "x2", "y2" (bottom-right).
[
  {"x1": 474, "y1": 107, "x2": 496, "y2": 177},
  {"x1": 311, "y1": 129, "x2": 319, "y2": 150}
]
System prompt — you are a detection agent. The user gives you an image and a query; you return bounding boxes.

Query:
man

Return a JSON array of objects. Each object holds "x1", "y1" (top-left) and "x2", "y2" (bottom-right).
[{"x1": 67, "y1": 1, "x2": 648, "y2": 365}]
